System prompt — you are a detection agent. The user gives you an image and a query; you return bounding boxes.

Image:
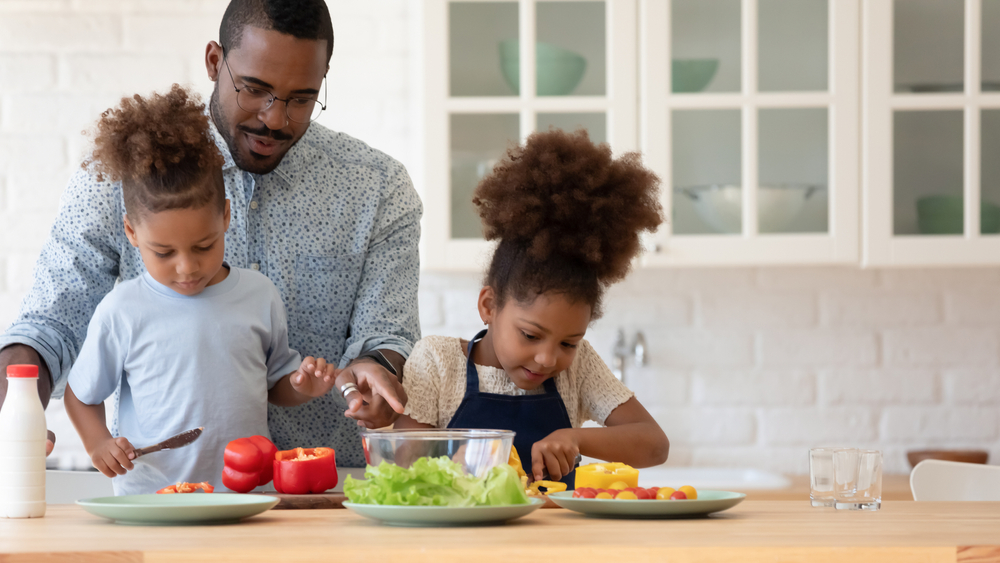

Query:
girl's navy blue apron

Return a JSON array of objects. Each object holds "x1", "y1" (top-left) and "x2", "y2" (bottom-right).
[{"x1": 446, "y1": 329, "x2": 576, "y2": 488}]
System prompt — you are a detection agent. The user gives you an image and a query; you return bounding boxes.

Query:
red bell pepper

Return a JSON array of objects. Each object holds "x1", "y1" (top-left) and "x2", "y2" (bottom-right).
[
  {"x1": 157, "y1": 481, "x2": 214, "y2": 494},
  {"x1": 272, "y1": 447, "x2": 338, "y2": 494},
  {"x1": 222, "y1": 435, "x2": 278, "y2": 493}
]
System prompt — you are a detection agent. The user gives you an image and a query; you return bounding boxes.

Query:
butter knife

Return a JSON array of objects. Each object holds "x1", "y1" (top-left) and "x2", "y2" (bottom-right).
[{"x1": 133, "y1": 427, "x2": 204, "y2": 458}]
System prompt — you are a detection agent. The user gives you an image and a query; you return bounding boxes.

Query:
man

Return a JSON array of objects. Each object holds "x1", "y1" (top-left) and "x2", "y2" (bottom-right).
[{"x1": 0, "y1": 0, "x2": 419, "y2": 466}]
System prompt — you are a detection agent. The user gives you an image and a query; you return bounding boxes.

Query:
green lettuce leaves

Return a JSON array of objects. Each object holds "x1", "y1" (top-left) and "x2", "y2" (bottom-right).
[{"x1": 343, "y1": 456, "x2": 529, "y2": 507}]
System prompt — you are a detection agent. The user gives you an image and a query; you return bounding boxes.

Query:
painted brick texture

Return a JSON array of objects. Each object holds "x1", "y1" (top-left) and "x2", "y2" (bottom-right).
[{"x1": 1, "y1": 3, "x2": 998, "y2": 478}]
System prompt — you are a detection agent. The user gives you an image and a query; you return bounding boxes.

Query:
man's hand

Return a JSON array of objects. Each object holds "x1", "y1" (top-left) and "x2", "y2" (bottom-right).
[
  {"x1": 335, "y1": 358, "x2": 407, "y2": 429},
  {"x1": 289, "y1": 356, "x2": 337, "y2": 398},
  {"x1": 90, "y1": 436, "x2": 135, "y2": 478},
  {"x1": 0, "y1": 344, "x2": 55, "y2": 456},
  {"x1": 531, "y1": 429, "x2": 580, "y2": 482}
]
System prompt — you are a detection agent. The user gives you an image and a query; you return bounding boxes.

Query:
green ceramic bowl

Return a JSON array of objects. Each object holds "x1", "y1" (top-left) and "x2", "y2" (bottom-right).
[
  {"x1": 672, "y1": 59, "x2": 719, "y2": 93},
  {"x1": 916, "y1": 195, "x2": 1000, "y2": 234},
  {"x1": 499, "y1": 39, "x2": 587, "y2": 96}
]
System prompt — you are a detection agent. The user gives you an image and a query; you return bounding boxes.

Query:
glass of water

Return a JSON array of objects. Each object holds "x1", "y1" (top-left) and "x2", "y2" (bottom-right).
[
  {"x1": 834, "y1": 449, "x2": 882, "y2": 511},
  {"x1": 809, "y1": 447, "x2": 837, "y2": 507}
]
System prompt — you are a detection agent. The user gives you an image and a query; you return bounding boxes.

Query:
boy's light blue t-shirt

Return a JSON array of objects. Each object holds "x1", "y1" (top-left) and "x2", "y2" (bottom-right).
[{"x1": 67, "y1": 266, "x2": 302, "y2": 495}]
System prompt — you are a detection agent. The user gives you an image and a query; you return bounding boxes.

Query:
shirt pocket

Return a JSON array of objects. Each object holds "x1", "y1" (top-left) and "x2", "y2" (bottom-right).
[{"x1": 292, "y1": 253, "x2": 365, "y2": 338}]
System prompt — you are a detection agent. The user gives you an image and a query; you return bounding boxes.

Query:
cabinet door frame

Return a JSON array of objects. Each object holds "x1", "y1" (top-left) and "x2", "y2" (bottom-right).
[
  {"x1": 640, "y1": 0, "x2": 861, "y2": 266},
  {"x1": 863, "y1": 0, "x2": 1000, "y2": 266},
  {"x1": 420, "y1": 0, "x2": 639, "y2": 271}
]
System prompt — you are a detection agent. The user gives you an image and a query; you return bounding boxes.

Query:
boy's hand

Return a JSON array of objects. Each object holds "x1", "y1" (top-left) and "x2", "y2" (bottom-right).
[
  {"x1": 91, "y1": 436, "x2": 135, "y2": 478},
  {"x1": 290, "y1": 356, "x2": 337, "y2": 398},
  {"x1": 531, "y1": 429, "x2": 580, "y2": 482}
]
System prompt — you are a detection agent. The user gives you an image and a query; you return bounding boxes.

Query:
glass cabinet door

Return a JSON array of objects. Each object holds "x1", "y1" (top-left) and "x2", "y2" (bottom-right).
[
  {"x1": 422, "y1": 0, "x2": 637, "y2": 270},
  {"x1": 642, "y1": 0, "x2": 859, "y2": 265},
  {"x1": 864, "y1": 0, "x2": 1000, "y2": 265}
]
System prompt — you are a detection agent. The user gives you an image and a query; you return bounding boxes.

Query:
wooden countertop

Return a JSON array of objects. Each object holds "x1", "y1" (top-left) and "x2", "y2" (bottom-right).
[
  {"x1": 744, "y1": 474, "x2": 913, "y2": 501},
  {"x1": 2, "y1": 500, "x2": 998, "y2": 563}
]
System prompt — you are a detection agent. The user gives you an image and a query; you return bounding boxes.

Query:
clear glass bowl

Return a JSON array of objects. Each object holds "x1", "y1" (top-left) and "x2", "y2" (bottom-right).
[
  {"x1": 674, "y1": 184, "x2": 826, "y2": 233},
  {"x1": 360, "y1": 429, "x2": 515, "y2": 479}
]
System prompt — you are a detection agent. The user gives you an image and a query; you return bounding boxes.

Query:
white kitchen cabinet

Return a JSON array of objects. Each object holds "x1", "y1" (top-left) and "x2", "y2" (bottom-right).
[
  {"x1": 418, "y1": 0, "x2": 999, "y2": 270},
  {"x1": 641, "y1": 0, "x2": 860, "y2": 266},
  {"x1": 418, "y1": 0, "x2": 638, "y2": 270},
  {"x1": 863, "y1": 0, "x2": 1000, "y2": 266}
]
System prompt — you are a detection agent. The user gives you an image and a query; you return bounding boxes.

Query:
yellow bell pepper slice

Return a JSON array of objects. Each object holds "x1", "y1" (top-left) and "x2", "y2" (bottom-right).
[
  {"x1": 574, "y1": 462, "x2": 639, "y2": 490},
  {"x1": 528, "y1": 480, "x2": 567, "y2": 495},
  {"x1": 508, "y1": 446, "x2": 527, "y2": 479}
]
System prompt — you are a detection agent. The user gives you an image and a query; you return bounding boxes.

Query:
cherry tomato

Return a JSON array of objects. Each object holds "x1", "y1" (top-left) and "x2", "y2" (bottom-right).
[
  {"x1": 576, "y1": 489, "x2": 597, "y2": 499},
  {"x1": 655, "y1": 487, "x2": 676, "y2": 500},
  {"x1": 670, "y1": 490, "x2": 688, "y2": 500},
  {"x1": 595, "y1": 491, "x2": 614, "y2": 499},
  {"x1": 608, "y1": 481, "x2": 630, "y2": 490},
  {"x1": 635, "y1": 488, "x2": 653, "y2": 500},
  {"x1": 616, "y1": 490, "x2": 638, "y2": 500},
  {"x1": 679, "y1": 485, "x2": 698, "y2": 500}
]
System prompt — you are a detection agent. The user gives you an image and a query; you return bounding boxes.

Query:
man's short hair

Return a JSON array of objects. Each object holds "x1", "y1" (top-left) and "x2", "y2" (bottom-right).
[{"x1": 220, "y1": 0, "x2": 334, "y2": 64}]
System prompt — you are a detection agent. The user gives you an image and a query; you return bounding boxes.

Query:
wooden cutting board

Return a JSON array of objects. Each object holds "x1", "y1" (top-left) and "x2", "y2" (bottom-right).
[{"x1": 250, "y1": 491, "x2": 347, "y2": 509}]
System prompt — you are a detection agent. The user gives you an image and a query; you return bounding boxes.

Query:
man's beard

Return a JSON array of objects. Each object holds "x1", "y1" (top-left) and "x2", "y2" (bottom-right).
[{"x1": 210, "y1": 82, "x2": 298, "y2": 176}]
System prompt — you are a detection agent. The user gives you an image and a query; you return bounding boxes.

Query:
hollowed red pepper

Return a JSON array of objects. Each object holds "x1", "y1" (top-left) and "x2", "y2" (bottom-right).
[
  {"x1": 222, "y1": 435, "x2": 278, "y2": 493},
  {"x1": 272, "y1": 447, "x2": 338, "y2": 494}
]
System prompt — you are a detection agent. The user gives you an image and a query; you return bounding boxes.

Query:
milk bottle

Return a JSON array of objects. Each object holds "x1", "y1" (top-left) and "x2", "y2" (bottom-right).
[{"x1": 0, "y1": 364, "x2": 47, "y2": 518}]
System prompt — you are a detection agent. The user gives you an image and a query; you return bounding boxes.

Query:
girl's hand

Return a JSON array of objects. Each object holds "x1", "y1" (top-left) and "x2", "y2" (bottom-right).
[
  {"x1": 531, "y1": 428, "x2": 580, "y2": 482},
  {"x1": 290, "y1": 356, "x2": 337, "y2": 398},
  {"x1": 91, "y1": 436, "x2": 135, "y2": 478}
]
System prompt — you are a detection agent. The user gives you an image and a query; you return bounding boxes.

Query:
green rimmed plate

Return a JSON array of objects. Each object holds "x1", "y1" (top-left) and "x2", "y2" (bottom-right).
[
  {"x1": 548, "y1": 490, "x2": 745, "y2": 519},
  {"x1": 77, "y1": 494, "x2": 279, "y2": 525},
  {"x1": 343, "y1": 497, "x2": 546, "y2": 527}
]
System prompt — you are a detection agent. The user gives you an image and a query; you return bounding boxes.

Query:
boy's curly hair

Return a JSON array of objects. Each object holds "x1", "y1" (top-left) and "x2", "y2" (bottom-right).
[
  {"x1": 84, "y1": 84, "x2": 225, "y2": 222},
  {"x1": 473, "y1": 128, "x2": 663, "y2": 319}
]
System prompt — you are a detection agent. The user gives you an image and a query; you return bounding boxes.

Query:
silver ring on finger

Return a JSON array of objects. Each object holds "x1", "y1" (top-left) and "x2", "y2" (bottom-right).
[{"x1": 340, "y1": 382, "x2": 360, "y2": 399}]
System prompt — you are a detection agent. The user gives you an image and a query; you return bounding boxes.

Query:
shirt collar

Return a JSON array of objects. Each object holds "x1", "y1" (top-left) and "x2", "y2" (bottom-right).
[{"x1": 207, "y1": 112, "x2": 322, "y2": 186}]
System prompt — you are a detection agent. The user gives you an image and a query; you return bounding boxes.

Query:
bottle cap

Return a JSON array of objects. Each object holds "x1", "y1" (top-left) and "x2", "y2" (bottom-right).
[{"x1": 6, "y1": 364, "x2": 39, "y2": 378}]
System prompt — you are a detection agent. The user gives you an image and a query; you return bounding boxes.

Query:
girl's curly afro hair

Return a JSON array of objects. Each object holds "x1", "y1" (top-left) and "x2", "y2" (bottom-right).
[
  {"x1": 84, "y1": 83, "x2": 225, "y2": 222},
  {"x1": 473, "y1": 128, "x2": 663, "y2": 319}
]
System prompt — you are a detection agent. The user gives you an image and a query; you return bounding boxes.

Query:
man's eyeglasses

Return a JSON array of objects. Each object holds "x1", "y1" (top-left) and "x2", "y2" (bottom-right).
[{"x1": 221, "y1": 50, "x2": 327, "y2": 124}]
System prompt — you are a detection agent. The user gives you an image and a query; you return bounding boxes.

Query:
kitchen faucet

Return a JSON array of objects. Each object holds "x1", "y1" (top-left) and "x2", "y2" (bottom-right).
[{"x1": 612, "y1": 329, "x2": 648, "y2": 384}]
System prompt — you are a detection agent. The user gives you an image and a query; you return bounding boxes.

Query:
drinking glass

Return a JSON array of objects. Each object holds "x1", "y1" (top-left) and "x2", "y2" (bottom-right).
[
  {"x1": 809, "y1": 447, "x2": 836, "y2": 507},
  {"x1": 834, "y1": 448, "x2": 882, "y2": 511}
]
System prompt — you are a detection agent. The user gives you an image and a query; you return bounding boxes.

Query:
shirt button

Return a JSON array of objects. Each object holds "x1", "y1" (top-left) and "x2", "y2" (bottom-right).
[
  {"x1": 250, "y1": 201, "x2": 258, "y2": 210},
  {"x1": 251, "y1": 263, "x2": 260, "y2": 270}
]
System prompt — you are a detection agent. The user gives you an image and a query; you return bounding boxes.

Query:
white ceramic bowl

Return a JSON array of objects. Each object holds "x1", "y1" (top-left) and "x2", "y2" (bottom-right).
[{"x1": 675, "y1": 184, "x2": 825, "y2": 233}]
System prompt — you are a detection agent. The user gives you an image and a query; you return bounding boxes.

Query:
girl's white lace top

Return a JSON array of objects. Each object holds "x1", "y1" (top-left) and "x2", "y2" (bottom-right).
[{"x1": 403, "y1": 335, "x2": 634, "y2": 429}]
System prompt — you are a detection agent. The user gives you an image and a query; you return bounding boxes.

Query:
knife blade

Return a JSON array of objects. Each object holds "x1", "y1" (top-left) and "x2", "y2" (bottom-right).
[{"x1": 133, "y1": 427, "x2": 204, "y2": 458}]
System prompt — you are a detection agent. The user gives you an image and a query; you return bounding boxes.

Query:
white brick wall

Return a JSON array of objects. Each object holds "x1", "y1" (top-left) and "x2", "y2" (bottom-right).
[{"x1": 2, "y1": 2, "x2": 1000, "y2": 477}]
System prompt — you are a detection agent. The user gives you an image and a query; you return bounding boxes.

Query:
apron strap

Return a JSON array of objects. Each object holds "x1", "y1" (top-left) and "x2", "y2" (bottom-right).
[
  {"x1": 464, "y1": 329, "x2": 488, "y2": 397},
  {"x1": 542, "y1": 376, "x2": 558, "y2": 393}
]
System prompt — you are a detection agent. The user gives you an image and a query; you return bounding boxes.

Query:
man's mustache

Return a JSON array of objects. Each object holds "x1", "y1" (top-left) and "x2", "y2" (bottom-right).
[{"x1": 237, "y1": 124, "x2": 293, "y2": 142}]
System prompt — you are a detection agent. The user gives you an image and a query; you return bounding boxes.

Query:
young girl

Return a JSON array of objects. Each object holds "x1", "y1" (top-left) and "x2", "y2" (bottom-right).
[
  {"x1": 395, "y1": 129, "x2": 669, "y2": 486},
  {"x1": 63, "y1": 85, "x2": 337, "y2": 495}
]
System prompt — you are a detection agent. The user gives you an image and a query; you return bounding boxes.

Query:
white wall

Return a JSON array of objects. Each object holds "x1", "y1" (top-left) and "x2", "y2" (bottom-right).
[{"x1": 1, "y1": 1, "x2": 998, "y2": 477}]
